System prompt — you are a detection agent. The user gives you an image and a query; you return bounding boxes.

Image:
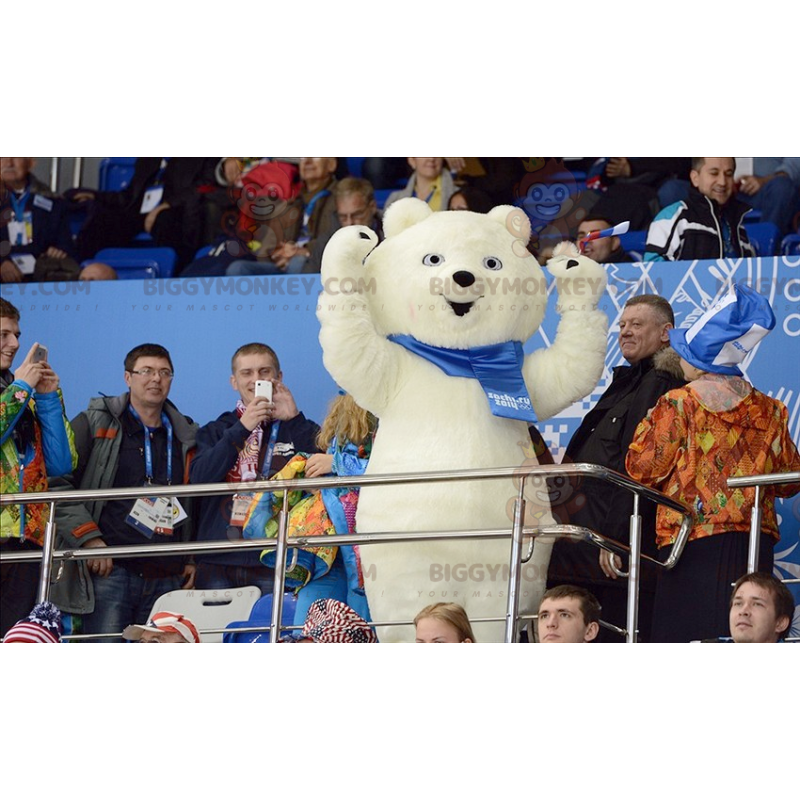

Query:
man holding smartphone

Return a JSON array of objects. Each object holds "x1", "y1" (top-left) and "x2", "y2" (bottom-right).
[
  {"x1": 189, "y1": 342, "x2": 320, "y2": 593},
  {"x1": 1, "y1": 297, "x2": 77, "y2": 637}
]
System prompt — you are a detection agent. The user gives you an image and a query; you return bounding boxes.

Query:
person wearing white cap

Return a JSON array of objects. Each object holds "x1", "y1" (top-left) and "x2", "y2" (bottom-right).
[
  {"x1": 123, "y1": 611, "x2": 200, "y2": 643},
  {"x1": 627, "y1": 283, "x2": 800, "y2": 642}
]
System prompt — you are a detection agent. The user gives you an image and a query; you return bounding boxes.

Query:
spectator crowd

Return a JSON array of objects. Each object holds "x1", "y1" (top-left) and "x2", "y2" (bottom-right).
[
  {"x1": 3, "y1": 157, "x2": 799, "y2": 283},
  {"x1": 2, "y1": 156, "x2": 799, "y2": 644}
]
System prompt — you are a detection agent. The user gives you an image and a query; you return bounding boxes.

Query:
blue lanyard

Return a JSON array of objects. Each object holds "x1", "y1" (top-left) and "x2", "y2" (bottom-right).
[
  {"x1": 153, "y1": 157, "x2": 171, "y2": 185},
  {"x1": 9, "y1": 190, "x2": 30, "y2": 224},
  {"x1": 129, "y1": 406, "x2": 174, "y2": 485},
  {"x1": 259, "y1": 421, "x2": 281, "y2": 479},
  {"x1": 301, "y1": 189, "x2": 331, "y2": 236},
  {"x1": 412, "y1": 183, "x2": 435, "y2": 204}
]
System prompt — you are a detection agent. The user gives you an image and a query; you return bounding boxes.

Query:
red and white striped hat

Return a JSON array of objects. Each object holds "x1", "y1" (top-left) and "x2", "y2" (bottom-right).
[
  {"x1": 2, "y1": 601, "x2": 63, "y2": 644},
  {"x1": 123, "y1": 612, "x2": 201, "y2": 643}
]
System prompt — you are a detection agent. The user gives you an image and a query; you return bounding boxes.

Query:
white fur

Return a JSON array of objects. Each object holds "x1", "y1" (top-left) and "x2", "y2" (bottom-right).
[{"x1": 318, "y1": 199, "x2": 608, "y2": 641}]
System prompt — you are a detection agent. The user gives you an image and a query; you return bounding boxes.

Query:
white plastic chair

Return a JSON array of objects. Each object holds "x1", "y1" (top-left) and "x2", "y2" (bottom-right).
[{"x1": 147, "y1": 586, "x2": 262, "y2": 643}]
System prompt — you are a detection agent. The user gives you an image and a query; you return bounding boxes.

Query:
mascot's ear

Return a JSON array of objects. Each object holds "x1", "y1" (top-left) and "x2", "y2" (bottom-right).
[
  {"x1": 488, "y1": 205, "x2": 531, "y2": 246},
  {"x1": 383, "y1": 197, "x2": 433, "y2": 238}
]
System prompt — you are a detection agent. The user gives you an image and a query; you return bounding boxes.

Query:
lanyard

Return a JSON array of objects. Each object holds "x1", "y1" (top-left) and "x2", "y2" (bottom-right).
[
  {"x1": 153, "y1": 157, "x2": 171, "y2": 186},
  {"x1": 301, "y1": 189, "x2": 331, "y2": 236},
  {"x1": 412, "y1": 181, "x2": 436, "y2": 205},
  {"x1": 129, "y1": 406, "x2": 174, "y2": 485},
  {"x1": 259, "y1": 421, "x2": 281, "y2": 479},
  {"x1": 9, "y1": 189, "x2": 30, "y2": 223}
]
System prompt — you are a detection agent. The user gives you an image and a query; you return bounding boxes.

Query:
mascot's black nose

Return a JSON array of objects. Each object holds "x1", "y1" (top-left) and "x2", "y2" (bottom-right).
[
  {"x1": 566, "y1": 259, "x2": 580, "y2": 269},
  {"x1": 453, "y1": 270, "x2": 476, "y2": 288}
]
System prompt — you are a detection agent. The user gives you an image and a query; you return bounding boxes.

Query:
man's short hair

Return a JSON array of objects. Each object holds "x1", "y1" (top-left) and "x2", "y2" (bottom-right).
[
  {"x1": 231, "y1": 342, "x2": 280, "y2": 374},
  {"x1": 624, "y1": 294, "x2": 675, "y2": 326},
  {"x1": 0, "y1": 297, "x2": 20, "y2": 322},
  {"x1": 334, "y1": 177, "x2": 375, "y2": 205},
  {"x1": 691, "y1": 157, "x2": 737, "y2": 172},
  {"x1": 730, "y1": 572, "x2": 795, "y2": 640},
  {"x1": 124, "y1": 343, "x2": 174, "y2": 373},
  {"x1": 539, "y1": 585, "x2": 601, "y2": 626}
]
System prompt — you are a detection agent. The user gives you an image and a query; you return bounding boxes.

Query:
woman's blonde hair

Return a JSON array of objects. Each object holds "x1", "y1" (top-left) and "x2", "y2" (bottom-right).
[
  {"x1": 414, "y1": 603, "x2": 476, "y2": 642},
  {"x1": 317, "y1": 393, "x2": 376, "y2": 451}
]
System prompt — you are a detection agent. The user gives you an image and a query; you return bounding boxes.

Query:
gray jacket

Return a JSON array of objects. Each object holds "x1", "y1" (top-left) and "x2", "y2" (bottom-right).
[{"x1": 50, "y1": 393, "x2": 197, "y2": 614}]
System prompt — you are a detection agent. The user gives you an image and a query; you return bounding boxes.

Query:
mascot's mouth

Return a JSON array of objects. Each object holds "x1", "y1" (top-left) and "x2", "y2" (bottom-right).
[{"x1": 447, "y1": 300, "x2": 475, "y2": 317}]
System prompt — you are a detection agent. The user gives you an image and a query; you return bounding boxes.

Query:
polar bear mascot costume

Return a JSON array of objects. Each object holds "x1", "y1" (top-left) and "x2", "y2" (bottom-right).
[{"x1": 318, "y1": 198, "x2": 607, "y2": 642}]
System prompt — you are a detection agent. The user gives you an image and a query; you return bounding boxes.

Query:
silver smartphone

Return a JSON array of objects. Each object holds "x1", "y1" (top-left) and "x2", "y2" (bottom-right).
[
  {"x1": 32, "y1": 345, "x2": 48, "y2": 363},
  {"x1": 254, "y1": 380, "x2": 273, "y2": 402}
]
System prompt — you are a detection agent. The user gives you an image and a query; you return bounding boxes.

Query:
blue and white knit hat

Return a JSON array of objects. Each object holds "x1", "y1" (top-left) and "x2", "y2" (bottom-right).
[{"x1": 669, "y1": 283, "x2": 776, "y2": 376}]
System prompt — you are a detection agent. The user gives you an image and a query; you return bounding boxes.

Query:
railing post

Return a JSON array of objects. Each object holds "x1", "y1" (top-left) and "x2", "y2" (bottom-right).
[
  {"x1": 269, "y1": 490, "x2": 291, "y2": 643},
  {"x1": 505, "y1": 476, "x2": 527, "y2": 644},
  {"x1": 50, "y1": 157, "x2": 60, "y2": 193},
  {"x1": 747, "y1": 485, "x2": 763, "y2": 574},
  {"x1": 37, "y1": 502, "x2": 57, "y2": 604},
  {"x1": 626, "y1": 493, "x2": 642, "y2": 644},
  {"x1": 72, "y1": 157, "x2": 83, "y2": 188}
]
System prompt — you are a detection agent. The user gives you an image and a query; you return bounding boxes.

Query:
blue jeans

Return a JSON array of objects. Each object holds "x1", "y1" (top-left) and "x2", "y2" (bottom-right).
[
  {"x1": 226, "y1": 255, "x2": 308, "y2": 276},
  {"x1": 82, "y1": 566, "x2": 184, "y2": 643},
  {"x1": 193, "y1": 561, "x2": 276, "y2": 597},
  {"x1": 738, "y1": 177, "x2": 799, "y2": 234},
  {"x1": 293, "y1": 553, "x2": 371, "y2": 627}
]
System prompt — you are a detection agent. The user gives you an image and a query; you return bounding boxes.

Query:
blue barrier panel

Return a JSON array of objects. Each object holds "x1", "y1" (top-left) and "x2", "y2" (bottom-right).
[{"x1": 3, "y1": 255, "x2": 799, "y2": 630}]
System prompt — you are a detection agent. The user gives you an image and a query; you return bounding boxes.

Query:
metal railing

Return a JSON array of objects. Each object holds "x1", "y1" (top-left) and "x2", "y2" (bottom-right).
[
  {"x1": 2, "y1": 463, "x2": 692, "y2": 643},
  {"x1": 726, "y1": 471, "x2": 800, "y2": 574}
]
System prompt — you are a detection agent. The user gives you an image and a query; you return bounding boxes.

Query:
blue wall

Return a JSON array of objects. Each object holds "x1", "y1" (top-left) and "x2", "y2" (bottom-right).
[{"x1": 3, "y1": 255, "x2": 799, "y2": 632}]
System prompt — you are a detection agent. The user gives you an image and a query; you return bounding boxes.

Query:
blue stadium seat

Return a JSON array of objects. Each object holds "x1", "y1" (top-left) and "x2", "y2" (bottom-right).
[
  {"x1": 744, "y1": 222, "x2": 780, "y2": 256},
  {"x1": 346, "y1": 157, "x2": 365, "y2": 178},
  {"x1": 86, "y1": 247, "x2": 177, "y2": 279},
  {"x1": 98, "y1": 157, "x2": 137, "y2": 192},
  {"x1": 223, "y1": 593, "x2": 298, "y2": 643},
  {"x1": 617, "y1": 229, "x2": 648, "y2": 261},
  {"x1": 781, "y1": 233, "x2": 800, "y2": 257}
]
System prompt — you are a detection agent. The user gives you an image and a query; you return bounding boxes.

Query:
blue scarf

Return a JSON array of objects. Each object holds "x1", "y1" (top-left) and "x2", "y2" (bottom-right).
[{"x1": 388, "y1": 334, "x2": 537, "y2": 423}]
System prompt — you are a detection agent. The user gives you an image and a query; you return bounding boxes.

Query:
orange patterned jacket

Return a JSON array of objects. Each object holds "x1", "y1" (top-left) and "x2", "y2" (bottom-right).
[{"x1": 626, "y1": 385, "x2": 800, "y2": 548}]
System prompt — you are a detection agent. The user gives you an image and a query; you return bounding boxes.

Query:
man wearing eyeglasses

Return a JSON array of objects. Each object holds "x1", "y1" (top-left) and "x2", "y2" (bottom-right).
[{"x1": 51, "y1": 343, "x2": 197, "y2": 642}]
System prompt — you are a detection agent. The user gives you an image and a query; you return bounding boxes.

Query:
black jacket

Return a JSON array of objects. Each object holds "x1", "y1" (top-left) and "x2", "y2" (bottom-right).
[
  {"x1": 189, "y1": 409, "x2": 320, "y2": 567},
  {"x1": 96, "y1": 157, "x2": 218, "y2": 212},
  {"x1": 645, "y1": 186, "x2": 755, "y2": 261},
  {"x1": 547, "y1": 348, "x2": 685, "y2": 588},
  {"x1": 0, "y1": 176, "x2": 74, "y2": 259}
]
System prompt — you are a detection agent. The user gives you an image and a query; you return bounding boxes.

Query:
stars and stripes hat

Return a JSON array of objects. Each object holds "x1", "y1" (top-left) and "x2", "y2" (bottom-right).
[
  {"x1": 2, "y1": 601, "x2": 63, "y2": 644},
  {"x1": 669, "y1": 283, "x2": 776, "y2": 376},
  {"x1": 123, "y1": 612, "x2": 201, "y2": 643},
  {"x1": 301, "y1": 599, "x2": 378, "y2": 643}
]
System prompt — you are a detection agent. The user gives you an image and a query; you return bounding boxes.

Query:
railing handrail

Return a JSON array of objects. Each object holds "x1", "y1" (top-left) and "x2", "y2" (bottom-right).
[
  {"x1": 1, "y1": 463, "x2": 694, "y2": 643},
  {"x1": 0, "y1": 462, "x2": 691, "y2": 516},
  {"x1": 726, "y1": 471, "x2": 800, "y2": 489}
]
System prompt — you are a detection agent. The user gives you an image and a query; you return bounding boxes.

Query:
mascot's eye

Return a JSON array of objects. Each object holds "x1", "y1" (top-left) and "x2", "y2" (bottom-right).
[
  {"x1": 243, "y1": 185, "x2": 257, "y2": 200},
  {"x1": 553, "y1": 476, "x2": 566, "y2": 488},
  {"x1": 483, "y1": 256, "x2": 503, "y2": 271},
  {"x1": 423, "y1": 253, "x2": 445, "y2": 267}
]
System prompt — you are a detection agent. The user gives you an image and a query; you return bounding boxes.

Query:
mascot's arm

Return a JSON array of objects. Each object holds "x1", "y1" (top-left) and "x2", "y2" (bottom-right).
[
  {"x1": 317, "y1": 225, "x2": 404, "y2": 415},
  {"x1": 524, "y1": 250, "x2": 608, "y2": 420}
]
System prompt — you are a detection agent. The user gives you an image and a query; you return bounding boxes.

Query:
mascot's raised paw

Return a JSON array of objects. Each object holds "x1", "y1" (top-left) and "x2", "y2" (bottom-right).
[
  {"x1": 546, "y1": 241, "x2": 607, "y2": 312},
  {"x1": 321, "y1": 225, "x2": 380, "y2": 284}
]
